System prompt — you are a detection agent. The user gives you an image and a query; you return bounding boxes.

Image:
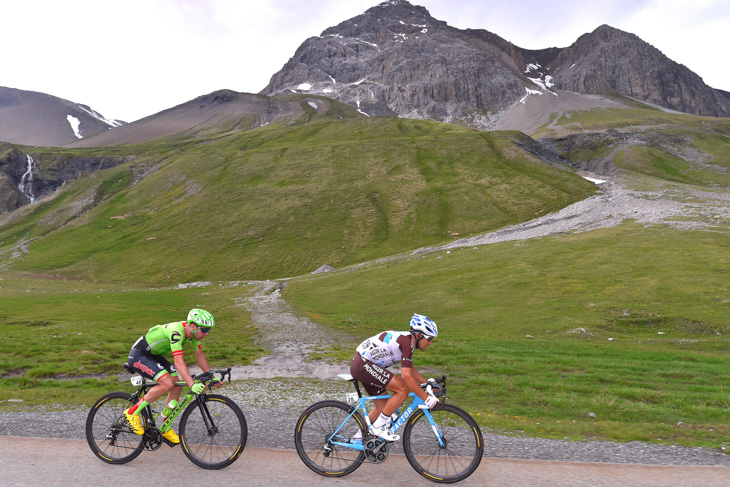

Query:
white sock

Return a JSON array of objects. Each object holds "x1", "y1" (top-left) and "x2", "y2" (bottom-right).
[{"x1": 372, "y1": 412, "x2": 389, "y2": 429}]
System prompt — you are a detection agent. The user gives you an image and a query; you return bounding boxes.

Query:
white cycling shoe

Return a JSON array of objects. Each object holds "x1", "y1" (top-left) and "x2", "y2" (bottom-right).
[{"x1": 369, "y1": 424, "x2": 400, "y2": 442}]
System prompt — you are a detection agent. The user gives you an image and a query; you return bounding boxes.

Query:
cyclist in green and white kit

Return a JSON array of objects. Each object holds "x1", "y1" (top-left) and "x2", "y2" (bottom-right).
[{"x1": 124, "y1": 309, "x2": 220, "y2": 444}]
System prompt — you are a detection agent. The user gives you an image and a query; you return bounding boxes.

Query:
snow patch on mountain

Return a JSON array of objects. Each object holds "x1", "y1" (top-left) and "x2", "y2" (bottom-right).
[
  {"x1": 67, "y1": 115, "x2": 83, "y2": 139},
  {"x1": 525, "y1": 62, "x2": 558, "y2": 97},
  {"x1": 78, "y1": 105, "x2": 123, "y2": 128}
]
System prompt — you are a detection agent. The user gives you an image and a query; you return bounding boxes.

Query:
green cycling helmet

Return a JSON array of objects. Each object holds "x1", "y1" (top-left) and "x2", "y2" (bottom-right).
[{"x1": 187, "y1": 308, "x2": 215, "y2": 329}]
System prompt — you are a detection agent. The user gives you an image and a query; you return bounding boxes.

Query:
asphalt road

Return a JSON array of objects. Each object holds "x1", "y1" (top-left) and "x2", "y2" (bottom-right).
[{"x1": 2, "y1": 436, "x2": 729, "y2": 487}]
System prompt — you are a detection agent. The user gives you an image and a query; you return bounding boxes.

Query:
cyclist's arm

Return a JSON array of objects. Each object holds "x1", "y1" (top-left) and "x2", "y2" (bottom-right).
[
  {"x1": 401, "y1": 367, "x2": 428, "y2": 401},
  {"x1": 193, "y1": 348, "x2": 222, "y2": 387},
  {"x1": 193, "y1": 348, "x2": 211, "y2": 373},
  {"x1": 173, "y1": 354, "x2": 195, "y2": 387}
]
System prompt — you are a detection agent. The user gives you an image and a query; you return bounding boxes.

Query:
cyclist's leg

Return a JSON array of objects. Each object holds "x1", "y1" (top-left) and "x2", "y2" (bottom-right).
[
  {"x1": 369, "y1": 398, "x2": 389, "y2": 423},
  {"x1": 351, "y1": 354, "x2": 402, "y2": 440},
  {"x1": 351, "y1": 354, "x2": 398, "y2": 421},
  {"x1": 380, "y1": 374, "x2": 409, "y2": 416},
  {"x1": 162, "y1": 365, "x2": 184, "y2": 406},
  {"x1": 127, "y1": 352, "x2": 177, "y2": 407}
]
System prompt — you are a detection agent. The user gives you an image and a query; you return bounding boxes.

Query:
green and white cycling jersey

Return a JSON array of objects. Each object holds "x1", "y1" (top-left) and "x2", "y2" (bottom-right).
[{"x1": 132, "y1": 321, "x2": 202, "y2": 358}]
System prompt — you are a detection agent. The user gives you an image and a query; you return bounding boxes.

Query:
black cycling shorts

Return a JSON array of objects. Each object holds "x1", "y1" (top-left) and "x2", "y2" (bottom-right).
[
  {"x1": 127, "y1": 336, "x2": 178, "y2": 381},
  {"x1": 350, "y1": 353, "x2": 394, "y2": 396}
]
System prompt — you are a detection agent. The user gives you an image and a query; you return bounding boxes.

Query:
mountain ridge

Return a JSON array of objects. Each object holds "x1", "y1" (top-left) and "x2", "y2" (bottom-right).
[
  {"x1": 0, "y1": 86, "x2": 125, "y2": 147},
  {"x1": 262, "y1": 1, "x2": 730, "y2": 124}
]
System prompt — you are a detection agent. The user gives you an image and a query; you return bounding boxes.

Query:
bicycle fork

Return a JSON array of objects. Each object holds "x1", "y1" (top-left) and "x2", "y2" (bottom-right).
[{"x1": 389, "y1": 400, "x2": 446, "y2": 448}]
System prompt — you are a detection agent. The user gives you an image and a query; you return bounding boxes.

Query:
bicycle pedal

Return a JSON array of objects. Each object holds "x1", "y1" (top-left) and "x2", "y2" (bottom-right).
[{"x1": 162, "y1": 437, "x2": 178, "y2": 448}]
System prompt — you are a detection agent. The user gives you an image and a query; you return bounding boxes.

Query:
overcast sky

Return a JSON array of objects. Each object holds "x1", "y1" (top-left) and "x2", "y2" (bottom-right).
[{"x1": 2, "y1": 0, "x2": 728, "y2": 122}]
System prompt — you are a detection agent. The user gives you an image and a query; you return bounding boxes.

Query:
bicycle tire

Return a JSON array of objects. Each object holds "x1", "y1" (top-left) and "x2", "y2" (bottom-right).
[
  {"x1": 403, "y1": 404, "x2": 484, "y2": 483},
  {"x1": 178, "y1": 394, "x2": 247, "y2": 469},
  {"x1": 86, "y1": 392, "x2": 145, "y2": 464},
  {"x1": 294, "y1": 400, "x2": 367, "y2": 477}
]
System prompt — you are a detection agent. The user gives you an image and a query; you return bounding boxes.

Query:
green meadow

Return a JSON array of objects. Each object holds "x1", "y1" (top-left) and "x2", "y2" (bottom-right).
[
  {"x1": 0, "y1": 117, "x2": 595, "y2": 284},
  {"x1": 1, "y1": 103, "x2": 729, "y2": 449},
  {"x1": 283, "y1": 223, "x2": 730, "y2": 447},
  {"x1": 0, "y1": 276, "x2": 263, "y2": 405}
]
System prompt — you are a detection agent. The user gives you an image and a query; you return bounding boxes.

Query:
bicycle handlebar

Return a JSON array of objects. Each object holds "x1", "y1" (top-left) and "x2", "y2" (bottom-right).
[
  {"x1": 192, "y1": 367, "x2": 233, "y2": 386},
  {"x1": 421, "y1": 375, "x2": 447, "y2": 398}
]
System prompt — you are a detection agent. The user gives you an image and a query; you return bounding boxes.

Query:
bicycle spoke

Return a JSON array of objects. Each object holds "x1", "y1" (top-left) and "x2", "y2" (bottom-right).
[
  {"x1": 86, "y1": 393, "x2": 145, "y2": 464},
  {"x1": 179, "y1": 395, "x2": 247, "y2": 469},
  {"x1": 294, "y1": 401, "x2": 366, "y2": 477},
  {"x1": 403, "y1": 405, "x2": 483, "y2": 483}
]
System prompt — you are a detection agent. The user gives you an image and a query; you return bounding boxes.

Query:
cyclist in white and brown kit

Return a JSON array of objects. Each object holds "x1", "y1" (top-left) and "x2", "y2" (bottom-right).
[{"x1": 350, "y1": 313, "x2": 440, "y2": 442}]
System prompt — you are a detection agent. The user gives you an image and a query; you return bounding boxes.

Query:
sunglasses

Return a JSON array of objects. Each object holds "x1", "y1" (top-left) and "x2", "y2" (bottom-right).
[{"x1": 198, "y1": 326, "x2": 212, "y2": 333}]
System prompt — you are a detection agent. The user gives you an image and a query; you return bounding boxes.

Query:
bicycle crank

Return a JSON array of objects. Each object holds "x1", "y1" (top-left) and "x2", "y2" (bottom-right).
[
  {"x1": 142, "y1": 428, "x2": 163, "y2": 450},
  {"x1": 364, "y1": 438, "x2": 389, "y2": 463}
]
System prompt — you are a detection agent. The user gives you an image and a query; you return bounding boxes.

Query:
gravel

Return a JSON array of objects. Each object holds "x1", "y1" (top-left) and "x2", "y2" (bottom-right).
[
  {"x1": 3, "y1": 377, "x2": 730, "y2": 467},
  {"x1": 2, "y1": 176, "x2": 729, "y2": 467}
]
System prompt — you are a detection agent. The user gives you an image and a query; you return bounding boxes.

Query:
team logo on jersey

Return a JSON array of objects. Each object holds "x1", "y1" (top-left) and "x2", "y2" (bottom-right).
[{"x1": 170, "y1": 331, "x2": 181, "y2": 344}]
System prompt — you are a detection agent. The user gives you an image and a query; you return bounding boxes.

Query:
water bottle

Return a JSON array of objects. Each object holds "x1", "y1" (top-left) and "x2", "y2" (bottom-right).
[{"x1": 161, "y1": 399, "x2": 178, "y2": 418}]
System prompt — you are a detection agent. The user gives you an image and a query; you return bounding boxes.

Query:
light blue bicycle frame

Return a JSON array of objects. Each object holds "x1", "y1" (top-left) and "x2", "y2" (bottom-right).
[{"x1": 328, "y1": 392, "x2": 445, "y2": 451}]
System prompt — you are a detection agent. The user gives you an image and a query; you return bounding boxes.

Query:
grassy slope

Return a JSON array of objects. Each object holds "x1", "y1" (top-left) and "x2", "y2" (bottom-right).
[
  {"x1": 2, "y1": 100, "x2": 728, "y2": 449},
  {"x1": 534, "y1": 102, "x2": 730, "y2": 188},
  {"x1": 283, "y1": 223, "x2": 730, "y2": 446},
  {"x1": 0, "y1": 275, "x2": 263, "y2": 405},
  {"x1": 276, "y1": 105, "x2": 730, "y2": 447},
  {"x1": 1, "y1": 117, "x2": 595, "y2": 284}
]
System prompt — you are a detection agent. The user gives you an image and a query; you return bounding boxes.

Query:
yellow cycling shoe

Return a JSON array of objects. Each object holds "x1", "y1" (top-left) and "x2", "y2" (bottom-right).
[
  {"x1": 124, "y1": 408, "x2": 144, "y2": 435},
  {"x1": 162, "y1": 428, "x2": 180, "y2": 444}
]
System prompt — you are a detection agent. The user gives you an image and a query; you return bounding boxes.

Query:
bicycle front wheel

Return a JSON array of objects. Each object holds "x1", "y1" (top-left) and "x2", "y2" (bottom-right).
[
  {"x1": 294, "y1": 400, "x2": 367, "y2": 477},
  {"x1": 403, "y1": 404, "x2": 484, "y2": 483},
  {"x1": 179, "y1": 394, "x2": 247, "y2": 469},
  {"x1": 86, "y1": 392, "x2": 145, "y2": 464}
]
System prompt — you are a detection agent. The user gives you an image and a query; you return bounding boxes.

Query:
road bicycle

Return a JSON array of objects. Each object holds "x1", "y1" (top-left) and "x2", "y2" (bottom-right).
[
  {"x1": 294, "y1": 374, "x2": 483, "y2": 483},
  {"x1": 86, "y1": 365, "x2": 247, "y2": 469}
]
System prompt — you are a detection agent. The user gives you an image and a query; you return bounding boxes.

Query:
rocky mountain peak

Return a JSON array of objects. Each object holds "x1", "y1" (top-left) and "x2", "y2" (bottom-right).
[
  {"x1": 262, "y1": 1, "x2": 528, "y2": 127},
  {"x1": 262, "y1": 3, "x2": 730, "y2": 124},
  {"x1": 549, "y1": 24, "x2": 730, "y2": 117}
]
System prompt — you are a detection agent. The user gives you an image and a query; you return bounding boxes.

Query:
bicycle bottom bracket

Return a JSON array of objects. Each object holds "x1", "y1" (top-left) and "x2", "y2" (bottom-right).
[
  {"x1": 143, "y1": 428, "x2": 163, "y2": 450},
  {"x1": 364, "y1": 438, "x2": 389, "y2": 463}
]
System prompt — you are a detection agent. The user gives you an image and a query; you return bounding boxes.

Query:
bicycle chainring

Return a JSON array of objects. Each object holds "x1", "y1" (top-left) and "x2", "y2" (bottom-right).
[
  {"x1": 142, "y1": 428, "x2": 163, "y2": 450},
  {"x1": 364, "y1": 438, "x2": 389, "y2": 463}
]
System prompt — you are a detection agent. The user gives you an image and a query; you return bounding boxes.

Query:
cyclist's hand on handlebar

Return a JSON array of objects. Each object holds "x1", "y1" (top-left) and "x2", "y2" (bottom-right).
[
  {"x1": 191, "y1": 382, "x2": 205, "y2": 395},
  {"x1": 420, "y1": 394, "x2": 440, "y2": 410},
  {"x1": 427, "y1": 378, "x2": 441, "y2": 390},
  {"x1": 212, "y1": 378, "x2": 223, "y2": 389}
]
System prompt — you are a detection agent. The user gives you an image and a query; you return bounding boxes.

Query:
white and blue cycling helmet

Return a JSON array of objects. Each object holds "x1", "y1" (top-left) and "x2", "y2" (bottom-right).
[{"x1": 409, "y1": 313, "x2": 438, "y2": 339}]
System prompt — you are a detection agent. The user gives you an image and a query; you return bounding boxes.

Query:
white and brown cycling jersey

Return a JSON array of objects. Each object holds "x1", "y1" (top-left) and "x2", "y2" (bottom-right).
[
  {"x1": 351, "y1": 330, "x2": 415, "y2": 395},
  {"x1": 356, "y1": 330, "x2": 415, "y2": 368}
]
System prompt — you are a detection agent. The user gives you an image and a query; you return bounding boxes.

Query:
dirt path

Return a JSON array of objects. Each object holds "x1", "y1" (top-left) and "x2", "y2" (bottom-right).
[{"x1": 224, "y1": 281, "x2": 349, "y2": 380}]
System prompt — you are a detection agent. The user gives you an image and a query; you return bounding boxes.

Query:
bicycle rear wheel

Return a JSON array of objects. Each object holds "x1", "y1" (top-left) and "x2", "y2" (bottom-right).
[
  {"x1": 403, "y1": 404, "x2": 484, "y2": 483},
  {"x1": 294, "y1": 400, "x2": 367, "y2": 477},
  {"x1": 178, "y1": 394, "x2": 247, "y2": 469},
  {"x1": 86, "y1": 392, "x2": 145, "y2": 464}
]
